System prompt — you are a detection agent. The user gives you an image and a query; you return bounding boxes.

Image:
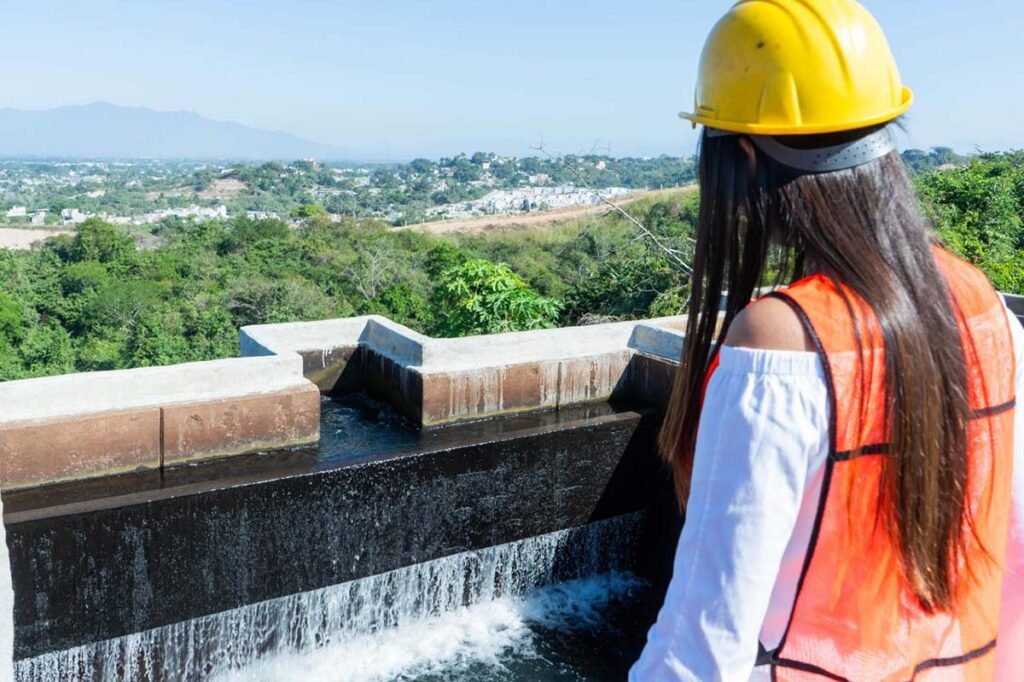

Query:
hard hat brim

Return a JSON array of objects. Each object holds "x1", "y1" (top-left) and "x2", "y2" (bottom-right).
[{"x1": 679, "y1": 86, "x2": 913, "y2": 136}]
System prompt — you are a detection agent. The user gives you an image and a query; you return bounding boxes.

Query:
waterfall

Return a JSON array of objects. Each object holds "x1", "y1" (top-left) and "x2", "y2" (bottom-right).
[
  {"x1": 16, "y1": 513, "x2": 645, "y2": 682},
  {"x1": 0, "y1": 498, "x2": 13, "y2": 682}
]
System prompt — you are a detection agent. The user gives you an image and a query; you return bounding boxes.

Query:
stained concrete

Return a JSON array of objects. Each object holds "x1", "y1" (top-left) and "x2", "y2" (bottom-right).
[
  {"x1": 162, "y1": 385, "x2": 321, "y2": 466},
  {"x1": 3, "y1": 399, "x2": 677, "y2": 661},
  {"x1": 0, "y1": 355, "x2": 307, "y2": 422},
  {"x1": 0, "y1": 409, "x2": 161, "y2": 490},
  {"x1": 0, "y1": 355, "x2": 319, "y2": 489},
  {"x1": 240, "y1": 315, "x2": 688, "y2": 427}
]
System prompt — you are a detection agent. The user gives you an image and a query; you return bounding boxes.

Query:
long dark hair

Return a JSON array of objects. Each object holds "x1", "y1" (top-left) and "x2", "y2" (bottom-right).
[{"x1": 658, "y1": 125, "x2": 975, "y2": 611}]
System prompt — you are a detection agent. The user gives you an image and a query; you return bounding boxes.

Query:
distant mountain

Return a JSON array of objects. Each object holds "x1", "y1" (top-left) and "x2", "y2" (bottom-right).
[{"x1": 0, "y1": 102, "x2": 348, "y2": 161}]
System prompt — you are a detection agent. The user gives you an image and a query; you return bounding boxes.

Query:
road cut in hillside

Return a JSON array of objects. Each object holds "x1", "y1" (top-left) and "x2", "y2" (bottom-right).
[
  {"x1": 0, "y1": 228, "x2": 74, "y2": 250},
  {"x1": 392, "y1": 187, "x2": 692, "y2": 235}
]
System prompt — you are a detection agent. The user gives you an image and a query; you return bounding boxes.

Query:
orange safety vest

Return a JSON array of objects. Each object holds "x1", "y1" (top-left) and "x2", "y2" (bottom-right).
[{"x1": 724, "y1": 248, "x2": 1016, "y2": 681}]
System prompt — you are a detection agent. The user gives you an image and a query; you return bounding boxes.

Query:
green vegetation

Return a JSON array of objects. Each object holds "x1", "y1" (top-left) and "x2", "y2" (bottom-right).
[
  {"x1": 0, "y1": 189, "x2": 696, "y2": 379},
  {"x1": 0, "y1": 150, "x2": 1020, "y2": 381},
  {"x1": 917, "y1": 151, "x2": 1024, "y2": 292},
  {"x1": 0, "y1": 155, "x2": 696, "y2": 228},
  {"x1": 901, "y1": 147, "x2": 969, "y2": 175},
  {"x1": 431, "y1": 257, "x2": 562, "y2": 336}
]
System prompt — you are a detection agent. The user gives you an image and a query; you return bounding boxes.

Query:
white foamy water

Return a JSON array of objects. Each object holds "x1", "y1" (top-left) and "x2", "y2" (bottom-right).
[
  {"x1": 17, "y1": 513, "x2": 645, "y2": 681},
  {"x1": 215, "y1": 572, "x2": 643, "y2": 682}
]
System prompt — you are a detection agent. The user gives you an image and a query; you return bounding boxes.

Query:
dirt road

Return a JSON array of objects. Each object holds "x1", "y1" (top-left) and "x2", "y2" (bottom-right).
[
  {"x1": 392, "y1": 188, "x2": 691, "y2": 236},
  {"x1": 0, "y1": 227, "x2": 73, "y2": 250}
]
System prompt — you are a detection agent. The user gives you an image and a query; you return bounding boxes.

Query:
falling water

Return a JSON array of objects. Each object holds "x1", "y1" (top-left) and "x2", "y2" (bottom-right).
[
  {"x1": 0, "y1": 496, "x2": 13, "y2": 682},
  {"x1": 16, "y1": 513, "x2": 647, "y2": 682}
]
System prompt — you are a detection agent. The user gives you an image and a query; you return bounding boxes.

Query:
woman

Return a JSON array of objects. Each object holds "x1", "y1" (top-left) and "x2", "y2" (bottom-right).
[{"x1": 630, "y1": 1, "x2": 1024, "y2": 680}]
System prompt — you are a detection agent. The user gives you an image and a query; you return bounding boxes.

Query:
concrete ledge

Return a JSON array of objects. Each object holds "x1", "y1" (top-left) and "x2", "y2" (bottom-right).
[
  {"x1": 0, "y1": 355, "x2": 307, "y2": 423},
  {"x1": 241, "y1": 315, "x2": 689, "y2": 427},
  {"x1": 628, "y1": 323, "x2": 685, "y2": 362},
  {"x1": 163, "y1": 384, "x2": 321, "y2": 466},
  {"x1": 420, "y1": 360, "x2": 561, "y2": 427},
  {"x1": 239, "y1": 317, "x2": 378, "y2": 358},
  {"x1": 420, "y1": 320, "x2": 640, "y2": 370},
  {"x1": 0, "y1": 356, "x2": 319, "y2": 490},
  {"x1": 0, "y1": 409, "x2": 161, "y2": 491},
  {"x1": 1004, "y1": 293, "x2": 1024, "y2": 325}
]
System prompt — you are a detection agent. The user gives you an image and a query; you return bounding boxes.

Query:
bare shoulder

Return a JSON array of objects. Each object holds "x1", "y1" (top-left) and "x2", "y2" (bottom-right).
[{"x1": 724, "y1": 296, "x2": 815, "y2": 352}]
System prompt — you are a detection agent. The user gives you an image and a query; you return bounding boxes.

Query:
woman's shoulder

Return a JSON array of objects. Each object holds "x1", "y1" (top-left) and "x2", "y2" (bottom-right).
[{"x1": 725, "y1": 295, "x2": 816, "y2": 353}]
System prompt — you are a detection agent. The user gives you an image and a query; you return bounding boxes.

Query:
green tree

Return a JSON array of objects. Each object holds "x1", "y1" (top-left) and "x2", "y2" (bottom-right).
[
  {"x1": 0, "y1": 292, "x2": 27, "y2": 379},
  {"x1": 365, "y1": 283, "x2": 434, "y2": 332},
  {"x1": 123, "y1": 305, "x2": 189, "y2": 368},
  {"x1": 562, "y1": 254, "x2": 683, "y2": 323},
  {"x1": 67, "y1": 218, "x2": 136, "y2": 266},
  {"x1": 917, "y1": 153, "x2": 1024, "y2": 292},
  {"x1": 219, "y1": 216, "x2": 291, "y2": 255},
  {"x1": 19, "y1": 322, "x2": 75, "y2": 378},
  {"x1": 0, "y1": 292, "x2": 26, "y2": 340},
  {"x1": 291, "y1": 204, "x2": 329, "y2": 220},
  {"x1": 432, "y1": 258, "x2": 562, "y2": 336},
  {"x1": 409, "y1": 158, "x2": 435, "y2": 174}
]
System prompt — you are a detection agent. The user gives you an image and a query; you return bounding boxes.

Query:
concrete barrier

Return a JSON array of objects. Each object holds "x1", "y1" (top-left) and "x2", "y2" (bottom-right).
[
  {"x1": 0, "y1": 355, "x2": 319, "y2": 490},
  {"x1": 1004, "y1": 293, "x2": 1024, "y2": 326},
  {"x1": 241, "y1": 316, "x2": 688, "y2": 427}
]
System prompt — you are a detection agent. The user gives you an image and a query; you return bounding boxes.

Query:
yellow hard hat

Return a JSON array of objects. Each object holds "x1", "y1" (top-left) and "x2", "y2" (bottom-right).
[{"x1": 681, "y1": 0, "x2": 913, "y2": 136}]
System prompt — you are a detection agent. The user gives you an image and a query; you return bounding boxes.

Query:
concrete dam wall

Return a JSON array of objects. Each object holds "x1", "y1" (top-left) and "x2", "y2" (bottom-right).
[{"x1": 0, "y1": 312, "x2": 691, "y2": 674}]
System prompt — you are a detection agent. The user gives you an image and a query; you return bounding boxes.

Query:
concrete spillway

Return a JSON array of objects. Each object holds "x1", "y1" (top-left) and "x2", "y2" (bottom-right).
[
  {"x1": 3, "y1": 394, "x2": 679, "y2": 678},
  {"x1": 17, "y1": 515, "x2": 654, "y2": 681}
]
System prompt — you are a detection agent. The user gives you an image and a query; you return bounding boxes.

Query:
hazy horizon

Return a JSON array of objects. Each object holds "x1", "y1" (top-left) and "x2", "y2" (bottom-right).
[{"x1": 3, "y1": 0, "x2": 1022, "y2": 159}]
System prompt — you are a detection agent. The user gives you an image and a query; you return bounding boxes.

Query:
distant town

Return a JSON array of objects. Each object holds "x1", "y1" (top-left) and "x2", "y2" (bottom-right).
[{"x1": 0, "y1": 154, "x2": 696, "y2": 234}]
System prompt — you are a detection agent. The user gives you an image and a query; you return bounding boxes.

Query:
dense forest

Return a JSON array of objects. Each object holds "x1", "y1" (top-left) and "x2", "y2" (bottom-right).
[{"x1": 0, "y1": 150, "x2": 1020, "y2": 381}]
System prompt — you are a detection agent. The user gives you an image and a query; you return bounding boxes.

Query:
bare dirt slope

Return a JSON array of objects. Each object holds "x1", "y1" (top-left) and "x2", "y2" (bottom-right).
[
  {"x1": 199, "y1": 177, "x2": 247, "y2": 201},
  {"x1": 145, "y1": 177, "x2": 248, "y2": 202},
  {"x1": 0, "y1": 227, "x2": 73, "y2": 250},
  {"x1": 392, "y1": 188, "x2": 689, "y2": 236}
]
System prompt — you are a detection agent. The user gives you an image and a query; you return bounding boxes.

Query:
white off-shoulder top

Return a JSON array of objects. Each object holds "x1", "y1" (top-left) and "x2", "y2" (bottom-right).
[{"x1": 630, "y1": 302, "x2": 1024, "y2": 682}]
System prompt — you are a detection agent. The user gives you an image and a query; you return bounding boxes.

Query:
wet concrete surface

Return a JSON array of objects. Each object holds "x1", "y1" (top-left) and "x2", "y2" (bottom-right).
[
  {"x1": 3, "y1": 394, "x2": 679, "y2": 660},
  {"x1": 3, "y1": 395, "x2": 649, "y2": 518}
]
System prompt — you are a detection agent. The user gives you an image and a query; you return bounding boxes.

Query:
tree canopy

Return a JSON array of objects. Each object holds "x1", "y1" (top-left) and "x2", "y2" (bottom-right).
[{"x1": 0, "y1": 151, "x2": 1021, "y2": 381}]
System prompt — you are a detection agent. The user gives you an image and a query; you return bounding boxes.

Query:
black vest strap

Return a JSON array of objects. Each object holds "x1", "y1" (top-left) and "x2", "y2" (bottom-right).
[{"x1": 755, "y1": 641, "x2": 776, "y2": 667}]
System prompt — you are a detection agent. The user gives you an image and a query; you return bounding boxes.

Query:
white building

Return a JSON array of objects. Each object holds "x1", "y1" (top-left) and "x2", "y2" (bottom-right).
[
  {"x1": 30, "y1": 210, "x2": 47, "y2": 226},
  {"x1": 137, "y1": 205, "x2": 230, "y2": 224},
  {"x1": 61, "y1": 208, "x2": 88, "y2": 225},
  {"x1": 245, "y1": 210, "x2": 280, "y2": 221},
  {"x1": 6, "y1": 206, "x2": 26, "y2": 218},
  {"x1": 425, "y1": 186, "x2": 632, "y2": 220}
]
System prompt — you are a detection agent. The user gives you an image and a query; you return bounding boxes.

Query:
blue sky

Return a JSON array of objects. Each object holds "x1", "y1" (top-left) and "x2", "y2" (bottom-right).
[{"x1": 2, "y1": 1, "x2": 1021, "y2": 159}]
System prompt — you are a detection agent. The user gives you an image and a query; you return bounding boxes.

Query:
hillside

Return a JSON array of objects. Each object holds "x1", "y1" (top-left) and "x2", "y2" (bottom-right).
[{"x1": 394, "y1": 188, "x2": 694, "y2": 235}]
